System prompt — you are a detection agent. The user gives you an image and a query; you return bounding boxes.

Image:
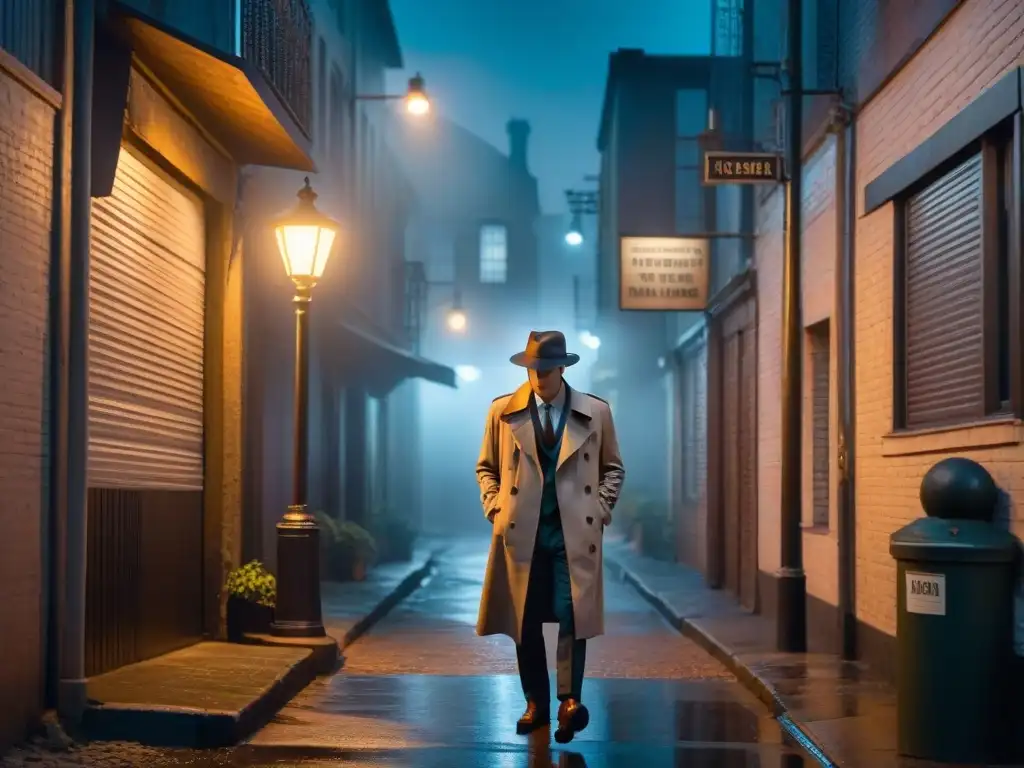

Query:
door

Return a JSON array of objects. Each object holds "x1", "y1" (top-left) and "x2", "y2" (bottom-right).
[
  {"x1": 84, "y1": 143, "x2": 206, "y2": 675},
  {"x1": 717, "y1": 295, "x2": 758, "y2": 611}
]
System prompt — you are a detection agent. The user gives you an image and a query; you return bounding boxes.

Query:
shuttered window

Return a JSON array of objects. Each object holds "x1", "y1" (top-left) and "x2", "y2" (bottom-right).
[
  {"x1": 903, "y1": 153, "x2": 984, "y2": 427},
  {"x1": 896, "y1": 127, "x2": 1016, "y2": 430},
  {"x1": 88, "y1": 145, "x2": 206, "y2": 490}
]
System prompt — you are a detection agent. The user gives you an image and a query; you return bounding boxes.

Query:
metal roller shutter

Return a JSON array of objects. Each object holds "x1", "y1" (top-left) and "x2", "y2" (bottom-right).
[
  {"x1": 905, "y1": 153, "x2": 983, "y2": 428},
  {"x1": 88, "y1": 144, "x2": 206, "y2": 490}
]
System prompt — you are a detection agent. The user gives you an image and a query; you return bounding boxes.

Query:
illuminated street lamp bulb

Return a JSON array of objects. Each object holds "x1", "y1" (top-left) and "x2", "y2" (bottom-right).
[
  {"x1": 455, "y1": 365, "x2": 481, "y2": 383},
  {"x1": 405, "y1": 73, "x2": 430, "y2": 116},
  {"x1": 272, "y1": 177, "x2": 340, "y2": 289},
  {"x1": 565, "y1": 230, "x2": 583, "y2": 247},
  {"x1": 579, "y1": 330, "x2": 601, "y2": 350},
  {"x1": 447, "y1": 308, "x2": 467, "y2": 333}
]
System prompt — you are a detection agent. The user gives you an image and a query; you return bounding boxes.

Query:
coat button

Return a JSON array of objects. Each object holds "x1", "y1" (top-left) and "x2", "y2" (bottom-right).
[
  {"x1": 510, "y1": 486, "x2": 518, "y2": 495},
  {"x1": 584, "y1": 452, "x2": 590, "y2": 461},
  {"x1": 584, "y1": 485, "x2": 592, "y2": 494},
  {"x1": 586, "y1": 516, "x2": 593, "y2": 525},
  {"x1": 589, "y1": 544, "x2": 596, "y2": 554},
  {"x1": 510, "y1": 521, "x2": 516, "y2": 529}
]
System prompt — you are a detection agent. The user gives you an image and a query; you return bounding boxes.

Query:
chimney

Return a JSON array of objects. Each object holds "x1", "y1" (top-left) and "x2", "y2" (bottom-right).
[{"x1": 506, "y1": 119, "x2": 531, "y2": 171}]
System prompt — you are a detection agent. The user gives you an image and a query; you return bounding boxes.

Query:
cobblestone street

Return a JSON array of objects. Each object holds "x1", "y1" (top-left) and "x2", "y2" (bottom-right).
[{"x1": 2, "y1": 539, "x2": 814, "y2": 766}]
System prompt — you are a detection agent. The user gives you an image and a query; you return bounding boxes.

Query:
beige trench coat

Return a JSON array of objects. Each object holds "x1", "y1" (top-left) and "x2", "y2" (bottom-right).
[{"x1": 475, "y1": 381, "x2": 626, "y2": 643}]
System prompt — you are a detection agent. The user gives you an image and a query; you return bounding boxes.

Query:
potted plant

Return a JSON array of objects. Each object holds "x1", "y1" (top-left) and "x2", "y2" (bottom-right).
[
  {"x1": 373, "y1": 510, "x2": 417, "y2": 564},
  {"x1": 224, "y1": 560, "x2": 276, "y2": 641},
  {"x1": 335, "y1": 521, "x2": 377, "y2": 581}
]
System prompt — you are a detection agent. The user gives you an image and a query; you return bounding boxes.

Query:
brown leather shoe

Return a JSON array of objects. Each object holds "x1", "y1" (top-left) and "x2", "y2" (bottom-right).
[
  {"x1": 516, "y1": 699, "x2": 550, "y2": 735},
  {"x1": 554, "y1": 698, "x2": 590, "y2": 743}
]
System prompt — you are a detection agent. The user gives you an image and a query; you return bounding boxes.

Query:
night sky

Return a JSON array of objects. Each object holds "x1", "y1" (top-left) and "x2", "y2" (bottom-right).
[{"x1": 386, "y1": 0, "x2": 712, "y2": 214}]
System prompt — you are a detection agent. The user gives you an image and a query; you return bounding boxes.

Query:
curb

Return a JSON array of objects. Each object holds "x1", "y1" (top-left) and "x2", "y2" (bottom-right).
[
  {"x1": 604, "y1": 554, "x2": 838, "y2": 767},
  {"x1": 339, "y1": 549, "x2": 440, "y2": 650},
  {"x1": 83, "y1": 649, "x2": 317, "y2": 749}
]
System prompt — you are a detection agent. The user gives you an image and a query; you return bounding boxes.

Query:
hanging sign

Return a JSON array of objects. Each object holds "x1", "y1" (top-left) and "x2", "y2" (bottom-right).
[
  {"x1": 619, "y1": 236, "x2": 709, "y2": 311},
  {"x1": 703, "y1": 151, "x2": 783, "y2": 184}
]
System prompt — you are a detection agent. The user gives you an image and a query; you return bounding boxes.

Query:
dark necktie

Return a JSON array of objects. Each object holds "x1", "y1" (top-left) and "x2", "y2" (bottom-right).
[{"x1": 543, "y1": 404, "x2": 556, "y2": 448}]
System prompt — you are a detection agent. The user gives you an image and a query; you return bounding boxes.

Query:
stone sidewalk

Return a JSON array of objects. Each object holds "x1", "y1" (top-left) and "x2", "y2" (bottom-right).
[
  {"x1": 602, "y1": 538, "x2": 930, "y2": 768},
  {"x1": 78, "y1": 542, "x2": 443, "y2": 750}
]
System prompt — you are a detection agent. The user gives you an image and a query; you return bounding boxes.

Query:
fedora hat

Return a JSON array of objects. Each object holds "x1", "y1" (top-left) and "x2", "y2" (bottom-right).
[{"x1": 510, "y1": 330, "x2": 580, "y2": 370}]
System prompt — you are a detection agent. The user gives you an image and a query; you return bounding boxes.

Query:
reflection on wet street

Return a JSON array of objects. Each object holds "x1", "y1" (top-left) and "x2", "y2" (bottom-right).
[{"x1": 228, "y1": 539, "x2": 816, "y2": 767}]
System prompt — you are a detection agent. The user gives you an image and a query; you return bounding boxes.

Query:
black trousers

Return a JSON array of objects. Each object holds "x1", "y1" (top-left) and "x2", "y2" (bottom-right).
[{"x1": 516, "y1": 528, "x2": 587, "y2": 705}]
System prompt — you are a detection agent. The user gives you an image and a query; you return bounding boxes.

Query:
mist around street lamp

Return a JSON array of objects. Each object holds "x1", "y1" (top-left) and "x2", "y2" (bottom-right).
[
  {"x1": 565, "y1": 230, "x2": 583, "y2": 247},
  {"x1": 455, "y1": 365, "x2": 481, "y2": 383}
]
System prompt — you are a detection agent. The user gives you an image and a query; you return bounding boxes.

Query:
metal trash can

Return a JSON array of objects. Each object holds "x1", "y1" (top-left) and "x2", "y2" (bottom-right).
[{"x1": 889, "y1": 457, "x2": 1018, "y2": 764}]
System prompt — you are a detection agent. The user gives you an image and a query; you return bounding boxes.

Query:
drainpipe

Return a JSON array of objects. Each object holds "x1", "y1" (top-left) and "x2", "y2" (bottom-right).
[
  {"x1": 46, "y1": 0, "x2": 75, "y2": 711},
  {"x1": 59, "y1": 0, "x2": 94, "y2": 727},
  {"x1": 834, "y1": 104, "x2": 858, "y2": 661},
  {"x1": 777, "y1": 0, "x2": 807, "y2": 653}
]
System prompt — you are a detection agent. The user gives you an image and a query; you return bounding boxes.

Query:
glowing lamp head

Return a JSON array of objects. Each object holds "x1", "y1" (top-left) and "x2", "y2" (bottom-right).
[
  {"x1": 273, "y1": 178, "x2": 340, "y2": 288},
  {"x1": 406, "y1": 73, "x2": 431, "y2": 116},
  {"x1": 579, "y1": 331, "x2": 601, "y2": 350},
  {"x1": 455, "y1": 365, "x2": 481, "y2": 383},
  {"x1": 447, "y1": 308, "x2": 468, "y2": 333},
  {"x1": 565, "y1": 230, "x2": 583, "y2": 247}
]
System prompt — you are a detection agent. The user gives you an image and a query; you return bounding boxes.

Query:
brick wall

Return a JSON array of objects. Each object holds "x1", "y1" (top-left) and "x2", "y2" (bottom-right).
[
  {"x1": 756, "y1": 135, "x2": 839, "y2": 605},
  {"x1": 854, "y1": 0, "x2": 1024, "y2": 638},
  {"x1": 0, "y1": 67, "x2": 55, "y2": 748}
]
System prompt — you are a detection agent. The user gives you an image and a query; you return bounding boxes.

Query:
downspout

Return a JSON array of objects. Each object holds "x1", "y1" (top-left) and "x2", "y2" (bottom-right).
[
  {"x1": 59, "y1": 0, "x2": 94, "y2": 727},
  {"x1": 46, "y1": 0, "x2": 75, "y2": 711},
  {"x1": 835, "y1": 104, "x2": 858, "y2": 661}
]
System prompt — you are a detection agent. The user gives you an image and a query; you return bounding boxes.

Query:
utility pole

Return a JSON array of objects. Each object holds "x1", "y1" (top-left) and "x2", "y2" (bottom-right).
[{"x1": 777, "y1": 0, "x2": 807, "y2": 653}]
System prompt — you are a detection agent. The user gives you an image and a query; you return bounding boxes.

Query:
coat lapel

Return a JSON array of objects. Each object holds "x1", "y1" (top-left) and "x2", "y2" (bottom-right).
[
  {"x1": 502, "y1": 382, "x2": 539, "y2": 469},
  {"x1": 557, "y1": 386, "x2": 595, "y2": 470}
]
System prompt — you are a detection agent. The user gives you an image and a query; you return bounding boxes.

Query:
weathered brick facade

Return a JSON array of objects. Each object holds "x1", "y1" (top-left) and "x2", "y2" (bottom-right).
[
  {"x1": 0, "y1": 61, "x2": 56, "y2": 749},
  {"x1": 854, "y1": 0, "x2": 1024, "y2": 640}
]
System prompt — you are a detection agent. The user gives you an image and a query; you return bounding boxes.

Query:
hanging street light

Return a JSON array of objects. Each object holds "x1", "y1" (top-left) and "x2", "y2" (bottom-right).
[
  {"x1": 446, "y1": 288, "x2": 467, "y2": 333},
  {"x1": 565, "y1": 212, "x2": 584, "y2": 247},
  {"x1": 269, "y1": 177, "x2": 340, "y2": 639},
  {"x1": 405, "y1": 73, "x2": 430, "y2": 116}
]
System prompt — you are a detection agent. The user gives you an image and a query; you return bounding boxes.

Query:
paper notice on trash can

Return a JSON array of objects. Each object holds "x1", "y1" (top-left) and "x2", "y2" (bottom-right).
[{"x1": 905, "y1": 571, "x2": 946, "y2": 616}]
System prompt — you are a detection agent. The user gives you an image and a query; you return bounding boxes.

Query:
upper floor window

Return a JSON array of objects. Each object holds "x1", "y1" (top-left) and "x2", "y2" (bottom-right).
[
  {"x1": 479, "y1": 225, "x2": 508, "y2": 284},
  {"x1": 894, "y1": 125, "x2": 1015, "y2": 430}
]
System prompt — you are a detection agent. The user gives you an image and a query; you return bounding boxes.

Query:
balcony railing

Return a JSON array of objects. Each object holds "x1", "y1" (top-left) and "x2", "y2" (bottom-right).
[
  {"x1": 240, "y1": 0, "x2": 312, "y2": 137},
  {"x1": 0, "y1": 0, "x2": 58, "y2": 86}
]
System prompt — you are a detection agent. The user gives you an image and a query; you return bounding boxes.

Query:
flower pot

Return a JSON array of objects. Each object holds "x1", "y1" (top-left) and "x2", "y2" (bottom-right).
[{"x1": 226, "y1": 595, "x2": 274, "y2": 642}]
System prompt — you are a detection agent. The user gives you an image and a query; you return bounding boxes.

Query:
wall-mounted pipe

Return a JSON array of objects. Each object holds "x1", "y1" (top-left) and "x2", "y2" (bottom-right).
[
  {"x1": 59, "y1": 0, "x2": 94, "y2": 728},
  {"x1": 835, "y1": 106, "x2": 858, "y2": 662}
]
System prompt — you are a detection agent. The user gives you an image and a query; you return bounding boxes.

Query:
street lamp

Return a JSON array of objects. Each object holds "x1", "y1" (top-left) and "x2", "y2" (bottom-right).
[
  {"x1": 405, "y1": 73, "x2": 430, "y2": 116},
  {"x1": 357, "y1": 72, "x2": 431, "y2": 118},
  {"x1": 445, "y1": 288, "x2": 467, "y2": 333},
  {"x1": 579, "y1": 330, "x2": 601, "y2": 350},
  {"x1": 455, "y1": 364, "x2": 481, "y2": 383},
  {"x1": 565, "y1": 187, "x2": 598, "y2": 245},
  {"x1": 270, "y1": 177, "x2": 340, "y2": 639},
  {"x1": 565, "y1": 213, "x2": 584, "y2": 247}
]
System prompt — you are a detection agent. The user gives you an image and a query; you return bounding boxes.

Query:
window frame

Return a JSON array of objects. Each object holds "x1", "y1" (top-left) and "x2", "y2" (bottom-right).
[
  {"x1": 892, "y1": 117, "x2": 1021, "y2": 432},
  {"x1": 478, "y1": 223, "x2": 509, "y2": 285}
]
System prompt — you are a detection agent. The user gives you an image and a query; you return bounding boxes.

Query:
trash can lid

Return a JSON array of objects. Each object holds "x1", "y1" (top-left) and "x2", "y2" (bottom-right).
[{"x1": 890, "y1": 518, "x2": 1019, "y2": 562}]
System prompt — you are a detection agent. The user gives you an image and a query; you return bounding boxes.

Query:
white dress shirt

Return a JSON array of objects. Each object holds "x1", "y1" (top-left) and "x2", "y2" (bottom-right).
[{"x1": 534, "y1": 382, "x2": 567, "y2": 435}]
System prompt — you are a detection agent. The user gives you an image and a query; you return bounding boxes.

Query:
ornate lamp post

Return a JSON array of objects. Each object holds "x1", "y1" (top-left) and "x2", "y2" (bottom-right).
[{"x1": 270, "y1": 177, "x2": 340, "y2": 638}]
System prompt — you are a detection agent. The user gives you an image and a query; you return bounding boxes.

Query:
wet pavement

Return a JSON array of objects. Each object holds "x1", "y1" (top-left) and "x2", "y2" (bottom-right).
[{"x1": 233, "y1": 538, "x2": 816, "y2": 766}]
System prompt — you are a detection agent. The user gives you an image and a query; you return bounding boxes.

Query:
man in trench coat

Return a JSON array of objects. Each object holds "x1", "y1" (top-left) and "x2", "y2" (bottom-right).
[{"x1": 476, "y1": 330, "x2": 626, "y2": 744}]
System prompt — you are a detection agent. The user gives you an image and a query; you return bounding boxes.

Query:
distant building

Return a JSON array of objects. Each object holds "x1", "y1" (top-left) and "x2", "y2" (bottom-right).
[
  {"x1": 391, "y1": 116, "x2": 542, "y2": 532},
  {"x1": 593, "y1": 48, "x2": 749, "y2": 558},
  {"x1": 241, "y1": 0, "x2": 455, "y2": 563}
]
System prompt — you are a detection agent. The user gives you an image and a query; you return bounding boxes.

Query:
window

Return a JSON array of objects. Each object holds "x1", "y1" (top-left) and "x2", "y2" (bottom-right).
[
  {"x1": 317, "y1": 38, "x2": 327, "y2": 149},
  {"x1": 328, "y1": 64, "x2": 345, "y2": 168},
  {"x1": 894, "y1": 126, "x2": 1015, "y2": 430},
  {"x1": 479, "y1": 225, "x2": 508, "y2": 284},
  {"x1": 808, "y1": 321, "x2": 830, "y2": 527}
]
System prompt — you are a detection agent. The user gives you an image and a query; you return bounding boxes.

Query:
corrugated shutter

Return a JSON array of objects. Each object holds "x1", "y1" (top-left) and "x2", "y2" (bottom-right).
[
  {"x1": 905, "y1": 153, "x2": 984, "y2": 427},
  {"x1": 88, "y1": 145, "x2": 206, "y2": 490}
]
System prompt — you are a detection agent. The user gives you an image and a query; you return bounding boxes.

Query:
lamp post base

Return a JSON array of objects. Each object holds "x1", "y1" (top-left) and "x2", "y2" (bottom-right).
[
  {"x1": 271, "y1": 504, "x2": 326, "y2": 639},
  {"x1": 775, "y1": 566, "x2": 807, "y2": 652}
]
